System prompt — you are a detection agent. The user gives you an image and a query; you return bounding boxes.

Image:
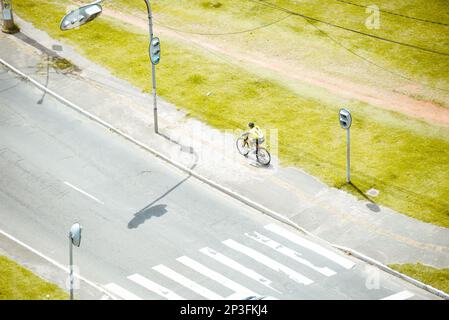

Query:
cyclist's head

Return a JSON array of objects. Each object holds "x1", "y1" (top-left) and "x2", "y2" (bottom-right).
[{"x1": 248, "y1": 122, "x2": 255, "y2": 129}]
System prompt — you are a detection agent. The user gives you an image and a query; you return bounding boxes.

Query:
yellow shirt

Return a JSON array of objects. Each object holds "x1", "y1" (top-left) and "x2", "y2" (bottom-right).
[{"x1": 248, "y1": 126, "x2": 263, "y2": 139}]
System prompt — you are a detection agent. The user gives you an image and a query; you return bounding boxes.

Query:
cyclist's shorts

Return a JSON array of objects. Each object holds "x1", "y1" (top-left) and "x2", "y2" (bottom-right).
[{"x1": 251, "y1": 137, "x2": 265, "y2": 144}]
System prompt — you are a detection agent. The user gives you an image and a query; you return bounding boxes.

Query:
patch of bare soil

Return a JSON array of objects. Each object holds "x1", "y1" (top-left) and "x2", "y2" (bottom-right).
[{"x1": 103, "y1": 8, "x2": 449, "y2": 127}]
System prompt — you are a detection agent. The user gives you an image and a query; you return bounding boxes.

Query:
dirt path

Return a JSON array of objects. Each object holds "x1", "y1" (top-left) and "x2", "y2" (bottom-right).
[{"x1": 103, "y1": 8, "x2": 449, "y2": 127}]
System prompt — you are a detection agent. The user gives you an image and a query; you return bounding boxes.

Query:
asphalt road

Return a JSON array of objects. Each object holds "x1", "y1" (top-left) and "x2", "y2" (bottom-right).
[{"x1": 0, "y1": 65, "x2": 437, "y2": 300}]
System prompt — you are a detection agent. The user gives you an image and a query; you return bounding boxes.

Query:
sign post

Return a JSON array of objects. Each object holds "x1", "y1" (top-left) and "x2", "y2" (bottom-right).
[
  {"x1": 339, "y1": 109, "x2": 352, "y2": 183},
  {"x1": 69, "y1": 223, "x2": 82, "y2": 300}
]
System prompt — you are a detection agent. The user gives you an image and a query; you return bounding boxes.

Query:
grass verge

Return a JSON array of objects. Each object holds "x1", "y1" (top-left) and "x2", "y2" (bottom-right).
[
  {"x1": 0, "y1": 255, "x2": 67, "y2": 300},
  {"x1": 13, "y1": 0, "x2": 449, "y2": 228},
  {"x1": 389, "y1": 263, "x2": 449, "y2": 295},
  {"x1": 107, "y1": 0, "x2": 449, "y2": 104}
]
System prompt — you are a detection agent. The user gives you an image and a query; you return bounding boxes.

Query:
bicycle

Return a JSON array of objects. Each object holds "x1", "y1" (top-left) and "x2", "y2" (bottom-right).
[{"x1": 236, "y1": 134, "x2": 271, "y2": 166}]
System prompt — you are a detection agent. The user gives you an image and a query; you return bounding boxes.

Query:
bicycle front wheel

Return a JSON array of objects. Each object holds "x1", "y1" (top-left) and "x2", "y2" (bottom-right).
[
  {"x1": 236, "y1": 137, "x2": 250, "y2": 156},
  {"x1": 257, "y1": 148, "x2": 271, "y2": 166}
]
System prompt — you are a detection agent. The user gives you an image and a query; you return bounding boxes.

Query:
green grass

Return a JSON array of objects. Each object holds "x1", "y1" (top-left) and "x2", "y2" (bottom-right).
[
  {"x1": 0, "y1": 255, "x2": 67, "y2": 300},
  {"x1": 390, "y1": 263, "x2": 449, "y2": 295},
  {"x1": 13, "y1": 0, "x2": 449, "y2": 228},
  {"x1": 106, "y1": 0, "x2": 449, "y2": 104}
]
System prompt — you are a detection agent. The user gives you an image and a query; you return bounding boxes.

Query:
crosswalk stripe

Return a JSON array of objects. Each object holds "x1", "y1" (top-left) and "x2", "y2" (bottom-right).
[
  {"x1": 128, "y1": 273, "x2": 185, "y2": 300},
  {"x1": 245, "y1": 231, "x2": 337, "y2": 277},
  {"x1": 104, "y1": 283, "x2": 143, "y2": 300},
  {"x1": 223, "y1": 239, "x2": 313, "y2": 285},
  {"x1": 380, "y1": 290, "x2": 414, "y2": 300},
  {"x1": 200, "y1": 247, "x2": 282, "y2": 294},
  {"x1": 177, "y1": 256, "x2": 257, "y2": 299},
  {"x1": 153, "y1": 264, "x2": 224, "y2": 300},
  {"x1": 264, "y1": 224, "x2": 355, "y2": 269}
]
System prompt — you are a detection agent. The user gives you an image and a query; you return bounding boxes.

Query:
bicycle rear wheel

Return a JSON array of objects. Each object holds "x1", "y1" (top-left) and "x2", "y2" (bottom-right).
[
  {"x1": 257, "y1": 148, "x2": 271, "y2": 166},
  {"x1": 236, "y1": 137, "x2": 250, "y2": 156}
]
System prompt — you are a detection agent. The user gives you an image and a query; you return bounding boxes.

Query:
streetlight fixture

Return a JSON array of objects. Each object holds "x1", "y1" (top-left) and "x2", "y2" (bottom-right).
[
  {"x1": 59, "y1": 0, "x2": 160, "y2": 133},
  {"x1": 59, "y1": 1, "x2": 102, "y2": 31},
  {"x1": 69, "y1": 222, "x2": 82, "y2": 300}
]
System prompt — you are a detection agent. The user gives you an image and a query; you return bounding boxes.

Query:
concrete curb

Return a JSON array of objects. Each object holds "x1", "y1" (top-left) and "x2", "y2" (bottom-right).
[
  {"x1": 334, "y1": 245, "x2": 449, "y2": 300},
  {"x1": 1, "y1": 56, "x2": 446, "y2": 300}
]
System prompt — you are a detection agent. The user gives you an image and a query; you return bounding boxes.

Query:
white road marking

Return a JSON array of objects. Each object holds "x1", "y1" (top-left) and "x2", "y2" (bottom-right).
[
  {"x1": 177, "y1": 256, "x2": 257, "y2": 299},
  {"x1": 264, "y1": 224, "x2": 355, "y2": 270},
  {"x1": 200, "y1": 247, "x2": 282, "y2": 294},
  {"x1": 245, "y1": 231, "x2": 336, "y2": 277},
  {"x1": 128, "y1": 274, "x2": 185, "y2": 300},
  {"x1": 153, "y1": 264, "x2": 224, "y2": 300},
  {"x1": 64, "y1": 181, "x2": 104, "y2": 205},
  {"x1": 104, "y1": 283, "x2": 142, "y2": 300},
  {"x1": 223, "y1": 239, "x2": 313, "y2": 285},
  {"x1": 381, "y1": 290, "x2": 415, "y2": 300}
]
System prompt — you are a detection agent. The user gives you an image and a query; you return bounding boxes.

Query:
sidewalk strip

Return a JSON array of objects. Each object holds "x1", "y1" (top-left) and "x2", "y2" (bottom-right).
[
  {"x1": 381, "y1": 290, "x2": 415, "y2": 300},
  {"x1": 200, "y1": 247, "x2": 282, "y2": 294},
  {"x1": 265, "y1": 224, "x2": 355, "y2": 270},
  {"x1": 223, "y1": 239, "x2": 313, "y2": 285},
  {"x1": 64, "y1": 181, "x2": 104, "y2": 205},
  {"x1": 153, "y1": 264, "x2": 223, "y2": 300},
  {"x1": 103, "y1": 283, "x2": 142, "y2": 300},
  {"x1": 177, "y1": 256, "x2": 257, "y2": 299},
  {"x1": 245, "y1": 231, "x2": 336, "y2": 277},
  {"x1": 128, "y1": 274, "x2": 185, "y2": 300}
]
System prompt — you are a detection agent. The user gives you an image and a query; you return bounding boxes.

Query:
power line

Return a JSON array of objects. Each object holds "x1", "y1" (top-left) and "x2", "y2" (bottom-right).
[
  {"x1": 251, "y1": 0, "x2": 449, "y2": 92},
  {"x1": 249, "y1": 0, "x2": 449, "y2": 56},
  {"x1": 335, "y1": 0, "x2": 449, "y2": 27},
  {"x1": 153, "y1": 13, "x2": 293, "y2": 36},
  {"x1": 302, "y1": 17, "x2": 449, "y2": 93}
]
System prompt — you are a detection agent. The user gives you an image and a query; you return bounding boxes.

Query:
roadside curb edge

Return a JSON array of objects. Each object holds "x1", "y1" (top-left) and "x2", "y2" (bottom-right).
[{"x1": 333, "y1": 245, "x2": 449, "y2": 300}]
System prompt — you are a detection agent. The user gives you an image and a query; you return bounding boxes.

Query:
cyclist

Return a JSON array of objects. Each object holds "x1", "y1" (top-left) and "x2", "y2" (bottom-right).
[{"x1": 243, "y1": 122, "x2": 264, "y2": 156}]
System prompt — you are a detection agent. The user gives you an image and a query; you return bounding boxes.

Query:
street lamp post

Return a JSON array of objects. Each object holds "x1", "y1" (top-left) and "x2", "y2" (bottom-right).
[{"x1": 59, "y1": 0, "x2": 160, "y2": 133}]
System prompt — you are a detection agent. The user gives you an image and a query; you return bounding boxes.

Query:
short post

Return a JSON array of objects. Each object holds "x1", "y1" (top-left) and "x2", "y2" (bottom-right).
[
  {"x1": 339, "y1": 109, "x2": 352, "y2": 184},
  {"x1": 69, "y1": 223, "x2": 82, "y2": 300},
  {"x1": 1, "y1": 0, "x2": 19, "y2": 34}
]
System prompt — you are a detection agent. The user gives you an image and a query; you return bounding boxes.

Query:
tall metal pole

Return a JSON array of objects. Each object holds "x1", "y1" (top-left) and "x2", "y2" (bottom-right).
[
  {"x1": 346, "y1": 128, "x2": 350, "y2": 184},
  {"x1": 143, "y1": 0, "x2": 158, "y2": 134},
  {"x1": 69, "y1": 235, "x2": 74, "y2": 300}
]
